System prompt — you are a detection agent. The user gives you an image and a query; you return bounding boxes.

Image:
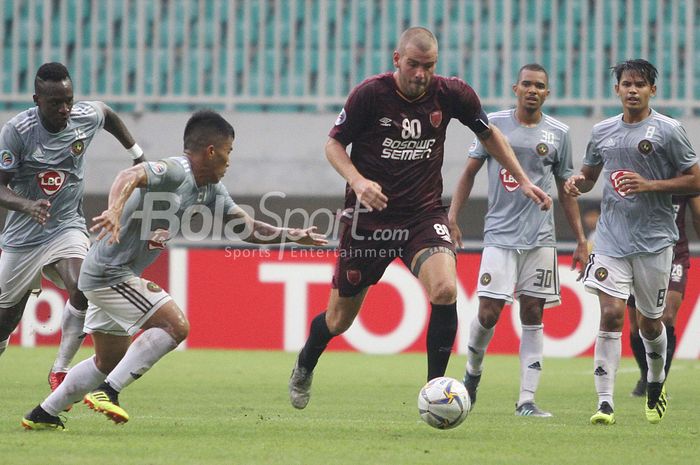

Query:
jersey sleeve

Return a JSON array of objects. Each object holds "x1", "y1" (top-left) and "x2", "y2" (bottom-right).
[
  {"x1": 447, "y1": 78, "x2": 489, "y2": 135},
  {"x1": 328, "y1": 81, "x2": 374, "y2": 146},
  {"x1": 553, "y1": 129, "x2": 574, "y2": 179},
  {"x1": 78, "y1": 101, "x2": 106, "y2": 131},
  {"x1": 206, "y1": 182, "x2": 237, "y2": 214},
  {"x1": 145, "y1": 158, "x2": 188, "y2": 192},
  {"x1": 583, "y1": 130, "x2": 603, "y2": 167},
  {"x1": 0, "y1": 123, "x2": 23, "y2": 172},
  {"x1": 667, "y1": 124, "x2": 699, "y2": 172}
]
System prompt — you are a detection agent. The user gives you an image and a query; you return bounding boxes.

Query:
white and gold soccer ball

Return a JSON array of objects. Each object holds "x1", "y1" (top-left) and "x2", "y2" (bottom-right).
[{"x1": 417, "y1": 376, "x2": 470, "y2": 429}]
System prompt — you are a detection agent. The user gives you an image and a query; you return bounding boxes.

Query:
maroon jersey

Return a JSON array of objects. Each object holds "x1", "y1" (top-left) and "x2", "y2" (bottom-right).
[
  {"x1": 672, "y1": 194, "x2": 696, "y2": 264},
  {"x1": 329, "y1": 72, "x2": 486, "y2": 229}
]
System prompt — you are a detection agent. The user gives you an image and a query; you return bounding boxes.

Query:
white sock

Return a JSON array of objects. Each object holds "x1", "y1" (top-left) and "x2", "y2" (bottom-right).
[
  {"x1": 105, "y1": 328, "x2": 178, "y2": 392},
  {"x1": 52, "y1": 302, "x2": 87, "y2": 372},
  {"x1": 0, "y1": 337, "x2": 9, "y2": 357},
  {"x1": 593, "y1": 331, "x2": 621, "y2": 409},
  {"x1": 641, "y1": 326, "x2": 667, "y2": 384},
  {"x1": 41, "y1": 356, "x2": 106, "y2": 416},
  {"x1": 466, "y1": 317, "x2": 495, "y2": 376},
  {"x1": 518, "y1": 324, "x2": 544, "y2": 406}
]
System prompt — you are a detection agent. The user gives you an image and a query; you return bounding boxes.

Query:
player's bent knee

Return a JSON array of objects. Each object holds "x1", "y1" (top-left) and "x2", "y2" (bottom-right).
[{"x1": 428, "y1": 282, "x2": 456, "y2": 305}]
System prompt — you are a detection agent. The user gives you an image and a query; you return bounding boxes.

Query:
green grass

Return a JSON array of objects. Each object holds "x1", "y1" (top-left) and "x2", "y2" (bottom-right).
[{"x1": 1, "y1": 348, "x2": 698, "y2": 465}]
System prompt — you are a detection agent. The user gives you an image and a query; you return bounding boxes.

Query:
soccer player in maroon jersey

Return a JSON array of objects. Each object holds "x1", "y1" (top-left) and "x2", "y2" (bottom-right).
[
  {"x1": 627, "y1": 194, "x2": 700, "y2": 396},
  {"x1": 288, "y1": 26, "x2": 551, "y2": 409}
]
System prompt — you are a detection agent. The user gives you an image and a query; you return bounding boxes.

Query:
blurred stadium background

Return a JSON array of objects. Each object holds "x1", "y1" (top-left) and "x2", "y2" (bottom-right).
[{"x1": 1, "y1": 1, "x2": 699, "y2": 359}]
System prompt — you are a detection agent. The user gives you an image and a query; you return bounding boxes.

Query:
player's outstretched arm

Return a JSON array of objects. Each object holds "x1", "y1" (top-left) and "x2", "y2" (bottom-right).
[
  {"x1": 447, "y1": 157, "x2": 484, "y2": 248},
  {"x1": 477, "y1": 124, "x2": 552, "y2": 211},
  {"x1": 0, "y1": 171, "x2": 51, "y2": 224},
  {"x1": 90, "y1": 164, "x2": 148, "y2": 244},
  {"x1": 225, "y1": 206, "x2": 328, "y2": 246},
  {"x1": 564, "y1": 164, "x2": 601, "y2": 197},
  {"x1": 95, "y1": 101, "x2": 146, "y2": 165},
  {"x1": 325, "y1": 137, "x2": 387, "y2": 212},
  {"x1": 556, "y1": 178, "x2": 588, "y2": 280}
]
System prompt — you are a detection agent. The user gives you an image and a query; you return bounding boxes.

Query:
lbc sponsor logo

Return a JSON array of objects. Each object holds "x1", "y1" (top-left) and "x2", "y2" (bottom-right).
[
  {"x1": 500, "y1": 168, "x2": 520, "y2": 192},
  {"x1": 37, "y1": 170, "x2": 67, "y2": 196},
  {"x1": 610, "y1": 169, "x2": 635, "y2": 198}
]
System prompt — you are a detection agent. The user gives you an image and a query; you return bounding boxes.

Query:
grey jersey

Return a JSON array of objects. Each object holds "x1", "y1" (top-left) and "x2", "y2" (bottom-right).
[
  {"x1": 584, "y1": 110, "x2": 698, "y2": 257},
  {"x1": 79, "y1": 156, "x2": 237, "y2": 290},
  {"x1": 0, "y1": 102, "x2": 105, "y2": 250},
  {"x1": 470, "y1": 109, "x2": 573, "y2": 248}
]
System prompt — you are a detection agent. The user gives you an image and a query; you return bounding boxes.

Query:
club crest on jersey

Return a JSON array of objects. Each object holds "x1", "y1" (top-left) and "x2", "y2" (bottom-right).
[
  {"x1": 429, "y1": 110, "x2": 442, "y2": 128},
  {"x1": 536, "y1": 143, "x2": 549, "y2": 156},
  {"x1": 594, "y1": 267, "x2": 608, "y2": 281},
  {"x1": 500, "y1": 168, "x2": 520, "y2": 192},
  {"x1": 346, "y1": 269, "x2": 362, "y2": 286},
  {"x1": 610, "y1": 170, "x2": 635, "y2": 198},
  {"x1": 150, "y1": 162, "x2": 168, "y2": 176},
  {"x1": 638, "y1": 139, "x2": 653, "y2": 155},
  {"x1": 480, "y1": 273, "x2": 492, "y2": 286},
  {"x1": 1, "y1": 150, "x2": 15, "y2": 168},
  {"x1": 71, "y1": 139, "x2": 85, "y2": 156},
  {"x1": 37, "y1": 170, "x2": 67, "y2": 196},
  {"x1": 379, "y1": 117, "x2": 392, "y2": 127},
  {"x1": 147, "y1": 228, "x2": 171, "y2": 250}
]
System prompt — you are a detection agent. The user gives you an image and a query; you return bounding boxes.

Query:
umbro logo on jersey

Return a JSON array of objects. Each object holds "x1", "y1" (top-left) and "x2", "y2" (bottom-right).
[
  {"x1": 37, "y1": 170, "x2": 67, "y2": 196},
  {"x1": 379, "y1": 117, "x2": 392, "y2": 127},
  {"x1": 594, "y1": 366, "x2": 608, "y2": 376},
  {"x1": 499, "y1": 168, "x2": 520, "y2": 192}
]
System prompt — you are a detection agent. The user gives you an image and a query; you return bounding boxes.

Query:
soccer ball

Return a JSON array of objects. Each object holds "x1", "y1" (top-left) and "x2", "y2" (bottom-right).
[{"x1": 417, "y1": 377, "x2": 470, "y2": 429}]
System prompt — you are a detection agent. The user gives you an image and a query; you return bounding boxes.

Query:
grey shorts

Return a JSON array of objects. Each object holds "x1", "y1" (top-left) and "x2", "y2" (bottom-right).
[
  {"x1": 584, "y1": 246, "x2": 673, "y2": 319},
  {"x1": 0, "y1": 229, "x2": 89, "y2": 307},
  {"x1": 83, "y1": 277, "x2": 172, "y2": 336}
]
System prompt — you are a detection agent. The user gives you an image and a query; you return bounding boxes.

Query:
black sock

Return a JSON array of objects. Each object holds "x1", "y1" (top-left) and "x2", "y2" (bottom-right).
[
  {"x1": 426, "y1": 303, "x2": 458, "y2": 381},
  {"x1": 630, "y1": 331, "x2": 648, "y2": 380},
  {"x1": 298, "y1": 312, "x2": 334, "y2": 372},
  {"x1": 664, "y1": 325, "x2": 676, "y2": 377}
]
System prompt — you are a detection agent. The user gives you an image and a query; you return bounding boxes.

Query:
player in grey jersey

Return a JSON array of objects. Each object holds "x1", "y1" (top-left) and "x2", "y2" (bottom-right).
[
  {"x1": 565, "y1": 59, "x2": 700, "y2": 425},
  {"x1": 22, "y1": 110, "x2": 326, "y2": 429},
  {"x1": 0, "y1": 63, "x2": 145, "y2": 392},
  {"x1": 448, "y1": 64, "x2": 588, "y2": 417}
]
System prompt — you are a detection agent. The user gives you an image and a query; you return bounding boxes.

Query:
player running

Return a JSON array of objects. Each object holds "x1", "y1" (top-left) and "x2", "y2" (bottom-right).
[
  {"x1": 0, "y1": 62, "x2": 144, "y2": 391},
  {"x1": 288, "y1": 27, "x2": 551, "y2": 410},
  {"x1": 22, "y1": 110, "x2": 326, "y2": 429}
]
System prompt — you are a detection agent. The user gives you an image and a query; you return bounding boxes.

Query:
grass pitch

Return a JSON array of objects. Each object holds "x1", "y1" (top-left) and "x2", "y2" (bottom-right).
[{"x1": 1, "y1": 348, "x2": 698, "y2": 465}]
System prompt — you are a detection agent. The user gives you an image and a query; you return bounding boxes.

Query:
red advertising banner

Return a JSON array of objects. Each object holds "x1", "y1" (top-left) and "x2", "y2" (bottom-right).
[{"x1": 11, "y1": 248, "x2": 700, "y2": 360}]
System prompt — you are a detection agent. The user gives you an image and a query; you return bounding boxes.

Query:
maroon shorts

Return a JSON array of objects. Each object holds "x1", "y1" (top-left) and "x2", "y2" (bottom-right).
[
  {"x1": 668, "y1": 256, "x2": 689, "y2": 295},
  {"x1": 331, "y1": 211, "x2": 455, "y2": 297}
]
